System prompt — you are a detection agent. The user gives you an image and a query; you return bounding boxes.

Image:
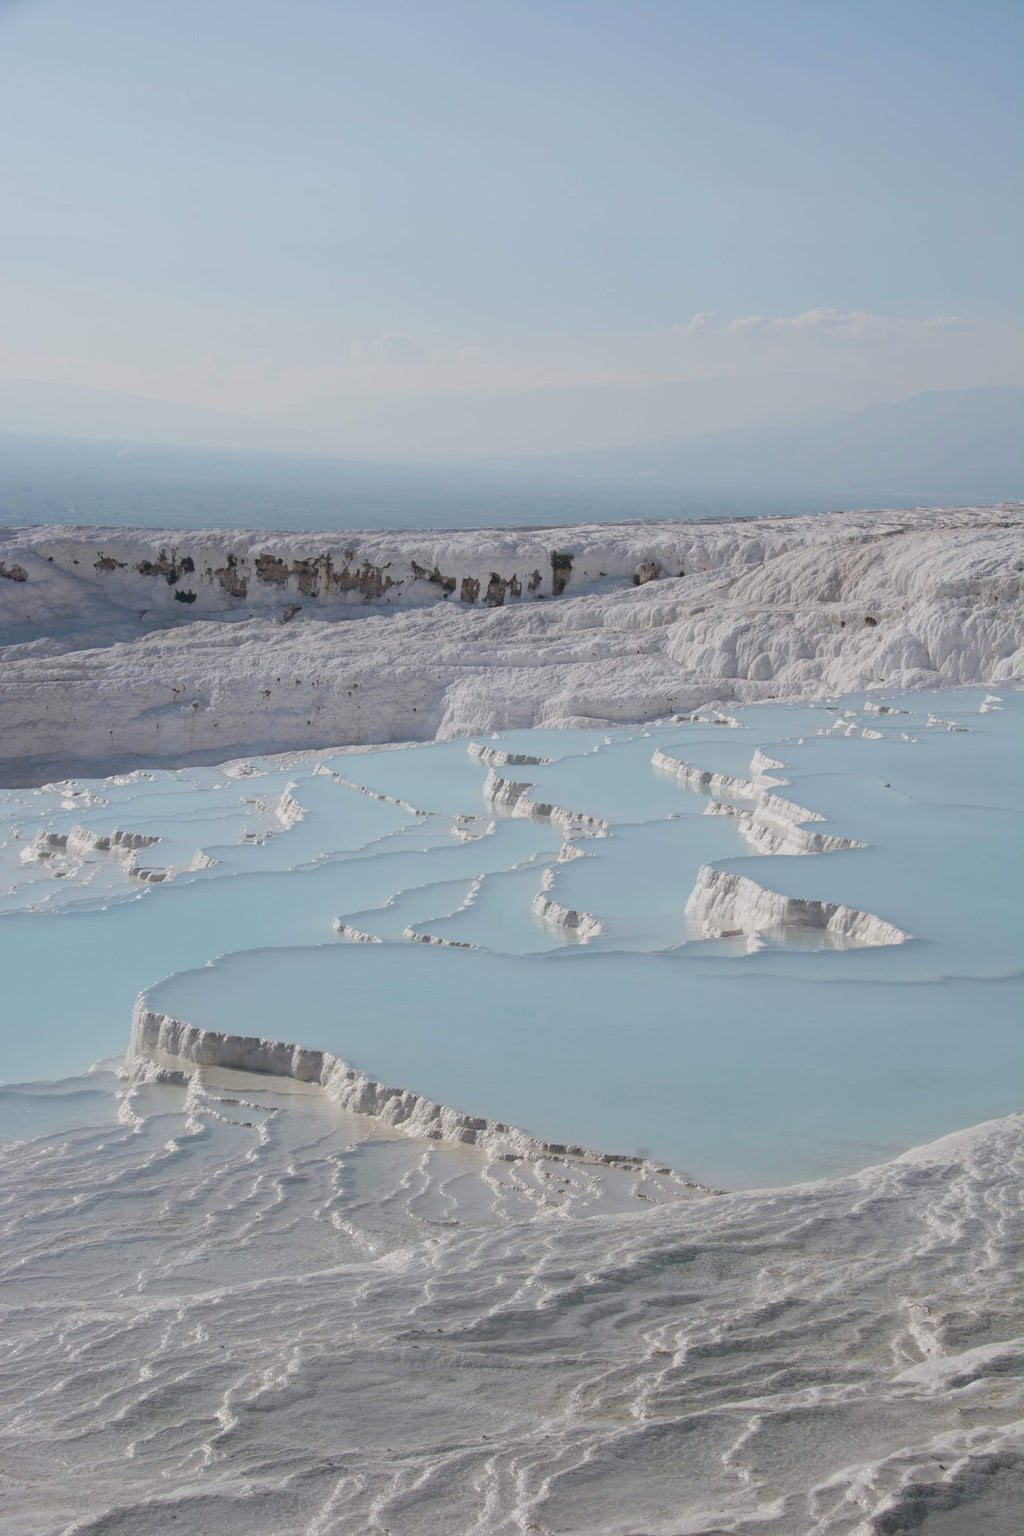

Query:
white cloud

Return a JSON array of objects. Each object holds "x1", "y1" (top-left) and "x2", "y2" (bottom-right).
[
  {"x1": 672, "y1": 308, "x2": 959, "y2": 341},
  {"x1": 671, "y1": 311, "x2": 716, "y2": 336}
]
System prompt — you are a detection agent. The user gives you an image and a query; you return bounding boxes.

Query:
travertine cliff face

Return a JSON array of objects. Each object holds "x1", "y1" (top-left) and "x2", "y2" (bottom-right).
[
  {"x1": 1, "y1": 506, "x2": 1021, "y2": 779},
  {"x1": 684, "y1": 865, "x2": 910, "y2": 947}
]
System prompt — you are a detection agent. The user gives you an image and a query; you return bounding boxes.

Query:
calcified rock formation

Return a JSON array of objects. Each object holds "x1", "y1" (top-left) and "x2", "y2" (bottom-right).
[
  {"x1": 530, "y1": 867, "x2": 604, "y2": 941},
  {"x1": 652, "y1": 748, "x2": 762, "y2": 801},
  {"x1": 331, "y1": 921, "x2": 383, "y2": 944},
  {"x1": 127, "y1": 1002, "x2": 703, "y2": 1182},
  {"x1": 653, "y1": 744, "x2": 860, "y2": 854},
  {"x1": 21, "y1": 823, "x2": 172, "y2": 882},
  {"x1": 0, "y1": 506, "x2": 1021, "y2": 779},
  {"x1": 482, "y1": 768, "x2": 607, "y2": 834},
  {"x1": 685, "y1": 865, "x2": 910, "y2": 946},
  {"x1": 703, "y1": 799, "x2": 865, "y2": 856},
  {"x1": 467, "y1": 741, "x2": 550, "y2": 768}
]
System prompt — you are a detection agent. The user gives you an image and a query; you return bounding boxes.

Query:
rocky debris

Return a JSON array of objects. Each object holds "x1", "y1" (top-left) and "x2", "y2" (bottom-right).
[
  {"x1": 214, "y1": 557, "x2": 249, "y2": 597},
  {"x1": 634, "y1": 560, "x2": 663, "y2": 586},
  {"x1": 94, "y1": 554, "x2": 126, "y2": 573},
  {"x1": 460, "y1": 575, "x2": 480, "y2": 603},
  {"x1": 136, "y1": 551, "x2": 193, "y2": 584},
  {"x1": 255, "y1": 553, "x2": 290, "y2": 586},
  {"x1": 292, "y1": 558, "x2": 324, "y2": 596},
  {"x1": 0, "y1": 562, "x2": 28, "y2": 582},
  {"x1": 485, "y1": 571, "x2": 523, "y2": 607},
  {"x1": 550, "y1": 550, "x2": 574, "y2": 595},
  {"x1": 331, "y1": 561, "x2": 395, "y2": 600},
  {"x1": 410, "y1": 560, "x2": 457, "y2": 595}
]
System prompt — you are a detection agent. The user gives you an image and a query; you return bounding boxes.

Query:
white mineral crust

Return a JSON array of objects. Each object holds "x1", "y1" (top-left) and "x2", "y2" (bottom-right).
[
  {"x1": 685, "y1": 864, "x2": 911, "y2": 945},
  {"x1": 0, "y1": 506, "x2": 1021, "y2": 777}
]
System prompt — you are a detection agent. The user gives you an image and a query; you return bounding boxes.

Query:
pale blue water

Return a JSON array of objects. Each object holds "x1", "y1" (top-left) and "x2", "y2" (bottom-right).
[{"x1": 0, "y1": 688, "x2": 1020, "y2": 1188}]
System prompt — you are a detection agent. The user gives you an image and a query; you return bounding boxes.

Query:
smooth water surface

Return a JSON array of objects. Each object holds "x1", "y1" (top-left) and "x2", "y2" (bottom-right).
[{"x1": 1, "y1": 688, "x2": 1020, "y2": 1188}]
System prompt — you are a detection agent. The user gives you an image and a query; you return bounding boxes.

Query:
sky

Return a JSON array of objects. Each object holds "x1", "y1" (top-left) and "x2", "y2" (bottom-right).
[{"x1": 0, "y1": 0, "x2": 1021, "y2": 457}]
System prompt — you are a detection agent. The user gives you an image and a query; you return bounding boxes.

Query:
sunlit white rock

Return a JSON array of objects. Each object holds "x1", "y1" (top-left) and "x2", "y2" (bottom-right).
[
  {"x1": 1, "y1": 505, "x2": 1021, "y2": 778},
  {"x1": 685, "y1": 864, "x2": 910, "y2": 945}
]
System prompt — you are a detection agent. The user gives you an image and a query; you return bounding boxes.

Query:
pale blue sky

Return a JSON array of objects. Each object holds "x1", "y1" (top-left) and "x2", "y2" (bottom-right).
[{"x1": 0, "y1": 0, "x2": 1020, "y2": 455}]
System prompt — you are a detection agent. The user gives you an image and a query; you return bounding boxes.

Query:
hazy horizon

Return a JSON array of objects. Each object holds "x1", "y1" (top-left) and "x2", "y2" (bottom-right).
[{"x1": 2, "y1": 384, "x2": 1020, "y2": 532}]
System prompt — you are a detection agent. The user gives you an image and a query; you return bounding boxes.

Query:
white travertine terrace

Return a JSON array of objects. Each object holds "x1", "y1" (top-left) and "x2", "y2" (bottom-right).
[
  {"x1": 1, "y1": 505, "x2": 1021, "y2": 778},
  {"x1": 702, "y1": 799, "x2": 865, "y2": 855},
  {"x1": 19, "y1": 822, "x2": 172, "y2": 882},
  {"x1": 331, "y1": 921, "x2": 383, "y2": 944},
  {"x1": 482, "y1": 767, "x2": 608, "y2": 833},
  {"x1": 530, "y1": 866, "x2": 604, "y2": 941},
  {"x1": 654, "y1": 743, "x2": 863, "y2": 853},
  {"x1": 128, "y1": 1002, "x2": 698, "y2": 1180},
  {"x1": 685, "y1": 865, "x2": 911, "y2": 946},
  {"x1": 467, "y1": 741, "x2": 551, "y2": 768},
  {"x1": 652, "y1": 747, "x2": 761, "y2": 800}
]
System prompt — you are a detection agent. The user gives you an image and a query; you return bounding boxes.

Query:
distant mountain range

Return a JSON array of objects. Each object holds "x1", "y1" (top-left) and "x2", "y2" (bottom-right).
[
  {"x1": 0, "y1": 384, "x2": 1019, "y2": 529},
  {"x1": 521, "y1": 387, "x2": 1024, "y2": 505}
]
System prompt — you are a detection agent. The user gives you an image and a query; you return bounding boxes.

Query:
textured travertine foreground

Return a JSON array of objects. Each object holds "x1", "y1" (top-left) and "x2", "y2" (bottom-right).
[
  {"x1": 2, "y1": 1064, "x2": 1021, "y2": 1536},
  {"x1": 0, "y1": 505, "x2": 1021, "y2": 777}
]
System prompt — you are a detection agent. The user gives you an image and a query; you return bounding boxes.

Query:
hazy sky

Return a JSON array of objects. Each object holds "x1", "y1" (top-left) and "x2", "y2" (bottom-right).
[{"x1": 0, "y1": 0, "x2": 1021, "y2": 456}]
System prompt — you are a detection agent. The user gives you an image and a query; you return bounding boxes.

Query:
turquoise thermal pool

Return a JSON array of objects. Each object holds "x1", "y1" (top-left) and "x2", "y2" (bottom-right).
[{"x1": 0, "y1": 689, "x2": 1020, "y2": 1189}]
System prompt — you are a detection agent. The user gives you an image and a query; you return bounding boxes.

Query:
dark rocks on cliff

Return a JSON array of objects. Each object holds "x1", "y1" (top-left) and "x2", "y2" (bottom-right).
[
  {"x1": 214, "y1": 563, "x2": 249, "y2": 597},
  {"x1": 550, "y1": 551, "x2": 574, "y2": 595},
  {"x1": 136, "y1": 550, "x2": 189, "y2": 585},
  {"x1": 484, "y1": 572, "x2": 523, "y2": 606},
  {"x1": 255, "y1": 554, "x2": 291, "y2": 586},
  {"x1": 331, "y1": 562, "x2": 395, "y2": 601},
  {"x1": 410, "y1": 560, "x2": 457, "y2": 595}
]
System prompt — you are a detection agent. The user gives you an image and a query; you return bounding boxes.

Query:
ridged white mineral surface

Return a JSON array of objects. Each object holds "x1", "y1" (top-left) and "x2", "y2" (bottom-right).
[{"x1": 1, "y1": 505, "x2": 1021, "y2": 776}]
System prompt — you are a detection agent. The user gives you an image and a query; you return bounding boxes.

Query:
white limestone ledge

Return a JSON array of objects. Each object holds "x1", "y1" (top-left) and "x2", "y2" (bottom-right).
[
  {"x1": 402, "y1": 926, "x2": 477, "y2": 949},
  {"x1": 684, "y1": 865, "x2": 910, "y2": 946},
  {"x1": 652, "y1": 749, "x2": 762, "y2": 801},
  {"x1": 483, "y1": 768, "x2": 607, "y2": 835},
  {"x1": 332, "y1": 920, "x2": 383, "y2": 944},
  {"x1": 126, "y1": 1001, "x2": 712, "y2": 1189},
  {"x1": 703, "y1": 800, "x2": 865, "y2": 856},
  {"x1": 468, "y1": 741, "x2": 550, "y2": 769},
  {"x1": 21, "y1": 823, "x2": 172, "y2": 882},
  {"x1": 530, "y1": 892, "x2": 604, "y2": 942}
]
